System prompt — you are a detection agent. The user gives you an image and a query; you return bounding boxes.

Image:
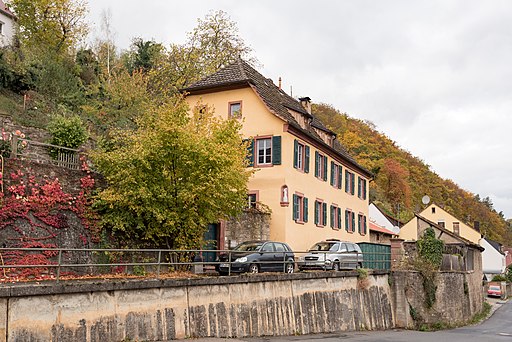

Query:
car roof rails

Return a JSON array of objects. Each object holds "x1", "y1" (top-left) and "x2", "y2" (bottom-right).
[{"x1": 325, "y1": 238, "x2": 340, "y2": 242}]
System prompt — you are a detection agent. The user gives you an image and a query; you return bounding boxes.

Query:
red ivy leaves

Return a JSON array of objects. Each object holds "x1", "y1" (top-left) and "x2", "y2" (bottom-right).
[{"x1": 0, "y1": 166, "x2": 101, "y2": 281}]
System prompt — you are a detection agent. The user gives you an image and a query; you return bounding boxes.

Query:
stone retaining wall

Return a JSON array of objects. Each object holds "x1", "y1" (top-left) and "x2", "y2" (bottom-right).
[
  {"x1": 0, "y1": 271, "x2": 393, "y2": 342},
  {"x1": 0, "y1": 269, "x2": 484, "y2": 341}
]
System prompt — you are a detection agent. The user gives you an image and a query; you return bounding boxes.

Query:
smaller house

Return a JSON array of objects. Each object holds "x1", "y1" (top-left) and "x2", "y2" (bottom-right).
[
  {"x1": 400, "y1": 203, "x2": 481, "y2": 245},
  {"x1": 368, "y1": 203, "x2": 401, "y2": 243},
  {"x1": 399, "y1": 214, "x2": 483, "y2": 272},
  {"x1": 481, "y1": 238, "x2": 506, "y2": 281},
  {"x1": 0, "y1": 0, "x2": 15, "y2": 47}
]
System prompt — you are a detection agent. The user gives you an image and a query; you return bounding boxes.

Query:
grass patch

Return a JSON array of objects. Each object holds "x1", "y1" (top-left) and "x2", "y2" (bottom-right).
[{"x1": 469, "y1": 302, "x2": 492, "y2": 325}]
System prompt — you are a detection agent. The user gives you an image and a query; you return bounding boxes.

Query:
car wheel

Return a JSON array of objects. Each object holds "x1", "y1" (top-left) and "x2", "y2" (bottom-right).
[
  {"x1": 285, "y1": 261, "x2": 294, "y2": 274},
  {"x1": 218, "y1": 271, "x2": 228, "y2": 276},
  {"x1": 357, "y1": 262, "x2": 363, "y2": 269},
  {"x1": 249, "y1": 263, "x2": 259, "y2": 274},
  {"x1": 333, "y1": 262, "x2": 340, "y2": 271}
]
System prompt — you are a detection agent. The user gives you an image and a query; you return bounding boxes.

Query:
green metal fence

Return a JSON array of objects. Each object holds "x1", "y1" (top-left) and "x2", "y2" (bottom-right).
[{"x1": 358, "y1": 242, "x2": 391, "y2": 270}]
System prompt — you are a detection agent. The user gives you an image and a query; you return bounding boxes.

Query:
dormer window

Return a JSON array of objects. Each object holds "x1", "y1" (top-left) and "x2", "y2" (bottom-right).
[{"x1": 229, "y1": 101, "x2": 242, "y2": 118}]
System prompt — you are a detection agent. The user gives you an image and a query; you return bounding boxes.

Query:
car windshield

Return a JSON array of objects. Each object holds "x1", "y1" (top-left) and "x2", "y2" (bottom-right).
[
  {"x1": 233, "y1": 242, "x2": 263, "y2": 252},
  {"x1": 489, "y1": 286, "x2": 500, "y2": 290},
  {"x1": 309, "y1": 242, "x2": 337, "y2": 252}
]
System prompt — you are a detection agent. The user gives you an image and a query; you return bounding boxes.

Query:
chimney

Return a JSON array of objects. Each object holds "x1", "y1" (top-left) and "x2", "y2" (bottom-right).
[
  {"x1": 299, "y1": 96, "x2": 312, "y2": 114},
  {"x1": 278, "y1": 77, "x2": 282, "y2": 90},
  {"x1": 474, "y1": 221, "x2": 480, "y2": 232}
]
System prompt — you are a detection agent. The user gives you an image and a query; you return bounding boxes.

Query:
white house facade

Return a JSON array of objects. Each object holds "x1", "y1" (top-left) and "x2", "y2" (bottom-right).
[
  {"x1": 480, "y1": 238, "x2": 506, "y2": 279},
  {"x1": 0, "y1": 0, "x2": 15, "y2": 47}
]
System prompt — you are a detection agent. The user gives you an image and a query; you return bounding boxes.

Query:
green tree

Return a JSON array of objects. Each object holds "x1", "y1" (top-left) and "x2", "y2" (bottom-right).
[
  {"x1": 91, "y1": 97, "x2": 250, "y2": 249},
  {"x1": 123, "y1": 37, "x2": 164, "y2": 74},
  {"x1": 9, "y1": 0, "x2": 88, "y2": 54}
]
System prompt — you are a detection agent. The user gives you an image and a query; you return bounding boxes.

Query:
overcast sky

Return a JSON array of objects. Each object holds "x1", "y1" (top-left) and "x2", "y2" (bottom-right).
[{"x1": 87, "y1": 0, "x2": 512, "y2": 219}]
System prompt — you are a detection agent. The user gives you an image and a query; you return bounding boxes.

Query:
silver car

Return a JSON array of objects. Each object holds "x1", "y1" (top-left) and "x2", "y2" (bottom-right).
[{"x1": 297, "y1": 239, "x2": 363, "y2": 271}]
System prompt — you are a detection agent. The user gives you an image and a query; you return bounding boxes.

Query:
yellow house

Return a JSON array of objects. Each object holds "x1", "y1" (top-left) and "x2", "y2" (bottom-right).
[
  {"x1": 400, "y1": 203, "x2": 481, "y2": 244},
  {"x1": 183, "y1": 59, "x2": 372, "y2": 251}
]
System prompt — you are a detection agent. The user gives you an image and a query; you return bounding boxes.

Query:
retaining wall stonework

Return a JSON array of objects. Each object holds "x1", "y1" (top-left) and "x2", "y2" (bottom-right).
[
  {"x1": 391, "y1": 270, "x2": 483, "y2": 328},
  {"x1": 0, "y1": 272, "x2": 393, "y2": 342},
  {"x1": 0, "y1": 270, "x2": 484, "y2": 342}
]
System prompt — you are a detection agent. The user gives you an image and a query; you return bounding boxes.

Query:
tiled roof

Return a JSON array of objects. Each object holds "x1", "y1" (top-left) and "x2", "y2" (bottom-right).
[
  {"x1": 0, "y1": 0, "x2": 15, "y2": 19},
  {"x1": 369, "y1": 221, "x2": 395, "y2": 235},
  {"x1": 184, "y1": 59, "x2": 372, "y2": 178}
]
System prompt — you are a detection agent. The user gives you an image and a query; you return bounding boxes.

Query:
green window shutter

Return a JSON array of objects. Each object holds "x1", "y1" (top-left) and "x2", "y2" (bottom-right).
[
  {"x1": 292, "y1": 194, "x2": 298, "y2": 220},
  {"x1": 358, "y1": 215, "x2": 362, "y2": 234},
  {"x1": 303, "y1": 197, "x2": 308, "y2": 222},
  {"x1": 314, "y1": 201, "x2": 319, "y2": 225},
  {"x1": 338, "y1": 166, "x2": 343, "y2": 189},
  {"x1": 314, "y1": 151, "x2": 319, "y2": 177},
  {"x1": 322, "y1": 203, "x2": 327, "y2": 225},
  {"x1": 363, "y1": 180, "x2": 367, "y2": 200},
  {"x1": 293, "y1": 139, "x2": 298, "y2": 169},
  {"x1": 304, "y1": 146, "x2": 310, "y2": 173},
  {"x1": 337, "y1": 208, "x2": 342, "y2": 229},
  {"x1": 345, "y1": 210, "x2": 349, "y2": 231},
  {"x1": 330, "y1": 205, "x2": 334, "y2": 228},
  {"x1": 330, "y1": 162, "x2": 335, "y2": 186},
  {"x1": 244, "y1": 139, "x2": 254, "y2": 167},
  {"x1": 345, "y1": 170, "x2": 349, "y2": 193},
  {"x1": 364, "y1": 216, "x2": 367, "y2": 234},
  {"x1": 351, "y1": 212, "x2": 355, "y2": 232},
  {"x1": 358, "y1": 177, "x2": 362, "y2": 197},
  {"x1": 272, "y1": 136, "x2": 281, "y2": 165},
  {"x1": 351, "y1": 174, "x2": 355, "y2": 195},
  {"x1": 323, "y1": 157, "x2": 328, "y2": 181}
]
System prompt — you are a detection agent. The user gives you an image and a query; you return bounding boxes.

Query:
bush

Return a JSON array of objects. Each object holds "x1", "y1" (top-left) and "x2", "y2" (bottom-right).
[
  {"x1": 491, "y1": 274, "x2": 507, "y2": 282},
  {"x1": 47, "y1": 114, "x2": 88, "y2": 155}
]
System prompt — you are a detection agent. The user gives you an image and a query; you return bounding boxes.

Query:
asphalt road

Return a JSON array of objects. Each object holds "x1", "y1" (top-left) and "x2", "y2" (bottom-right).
[{"x1": 189, "y1": 299, "x2": 511, "y2": 342}]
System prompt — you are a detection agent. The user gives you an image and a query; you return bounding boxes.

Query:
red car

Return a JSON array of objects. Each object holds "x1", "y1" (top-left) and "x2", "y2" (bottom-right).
[{"x1": 487, "y1": 285, "x2": 502, "y2": 298}]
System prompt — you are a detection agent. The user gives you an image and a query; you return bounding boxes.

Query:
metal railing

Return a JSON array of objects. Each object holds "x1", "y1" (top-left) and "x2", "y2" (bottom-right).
[
  {"x1": 10, "y1": 136, "x2": 83, "y2": 170},
  {"x1": 0, "y1": 247, "x2": 392, "y2": 282}
]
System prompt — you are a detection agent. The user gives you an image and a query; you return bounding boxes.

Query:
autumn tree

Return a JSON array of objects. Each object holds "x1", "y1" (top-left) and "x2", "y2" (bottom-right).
[
  {"x1": 91, "y1": 97, "x2": 250, "y2": 249},
  {"x1": 150, "y1": 10, "x2": 257, "y2": 95},
  {"x1": 379, "y1": 159, "x2": 412, "y2": 214},
  {"x1": 9, "y1": 0, "x2": 88, "y2": 54}
]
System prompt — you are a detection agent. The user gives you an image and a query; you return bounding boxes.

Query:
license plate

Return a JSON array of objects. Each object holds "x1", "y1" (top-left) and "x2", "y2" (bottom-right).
[{"x1": 220, "y1": 263, "x2": 229, "y2": 268}]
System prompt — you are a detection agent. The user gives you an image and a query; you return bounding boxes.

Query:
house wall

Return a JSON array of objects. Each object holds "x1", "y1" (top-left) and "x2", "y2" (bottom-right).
[
  {"x1": 369, "y1": 203, "x2": 400, "y2": 234},
  {"x1": 480, "y1": 238, "x2": 506, "y2": 275},
  {"x1": 186, "y1": 88, "x2": 370, "y2": 252},
  {"x1": 0, "y1": 11, "x2": 14, "y2": 47},
  {"x1": 398, "y1": 217, "x2": 418, "y2": 241},
  {"x1": 420, "y1": 204, "x2": 481, "y2": 244}
]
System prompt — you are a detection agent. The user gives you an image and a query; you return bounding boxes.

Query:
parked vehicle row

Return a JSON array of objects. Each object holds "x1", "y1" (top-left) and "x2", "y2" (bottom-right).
[{"x1": 215, "y1": 239, "x2": 364, "y2": 275}]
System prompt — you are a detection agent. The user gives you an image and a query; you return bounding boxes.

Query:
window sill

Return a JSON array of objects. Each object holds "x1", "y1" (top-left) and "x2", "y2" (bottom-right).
[{"x1": 294, "y1": 220, "x2": 305, "y2": 225}]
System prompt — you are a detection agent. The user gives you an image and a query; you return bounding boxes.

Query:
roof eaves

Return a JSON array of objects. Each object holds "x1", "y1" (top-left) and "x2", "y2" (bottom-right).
[{"x1": 182, "y1": 79, "x2": 252, "y2": 95}]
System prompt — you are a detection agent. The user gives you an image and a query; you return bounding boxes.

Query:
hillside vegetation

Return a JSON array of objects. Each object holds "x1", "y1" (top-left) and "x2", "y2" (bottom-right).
[{"x1": 313, "y1": 103, "x2": 511, "y2": 244}]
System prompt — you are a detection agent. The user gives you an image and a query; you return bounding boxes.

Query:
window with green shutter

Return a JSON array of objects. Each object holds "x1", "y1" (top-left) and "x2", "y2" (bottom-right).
[
  {"x1": 243, "y1": 139, "x2": 254, "y2": 167},
  {"x1": 337, "y1": 165, "x2": 343, "y2": 189},
  {"x1": 304, "y1": 146, "x2": 310, "y2": 173},
  {"x1": 330, "y1": 161, "x2": 335, "y2": 186},
  {"x1": 303, "y1": 197, "x2": 308, "y2": 222},
  {"x1": 272, "y1": 136, "x2": 281, "y2": 165},
  {"x1": 330, "y1": 205, "x2": 335, "y2": 228},
  {"x1": 293, "y1": 193, "x2": 307, "y2": 223},
  {"x1": 314, "y1": 151, "x2": 319, "y2": 177},
  {"x1": 322, "y1": 203, "x2": 327, "y2": 226}
]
